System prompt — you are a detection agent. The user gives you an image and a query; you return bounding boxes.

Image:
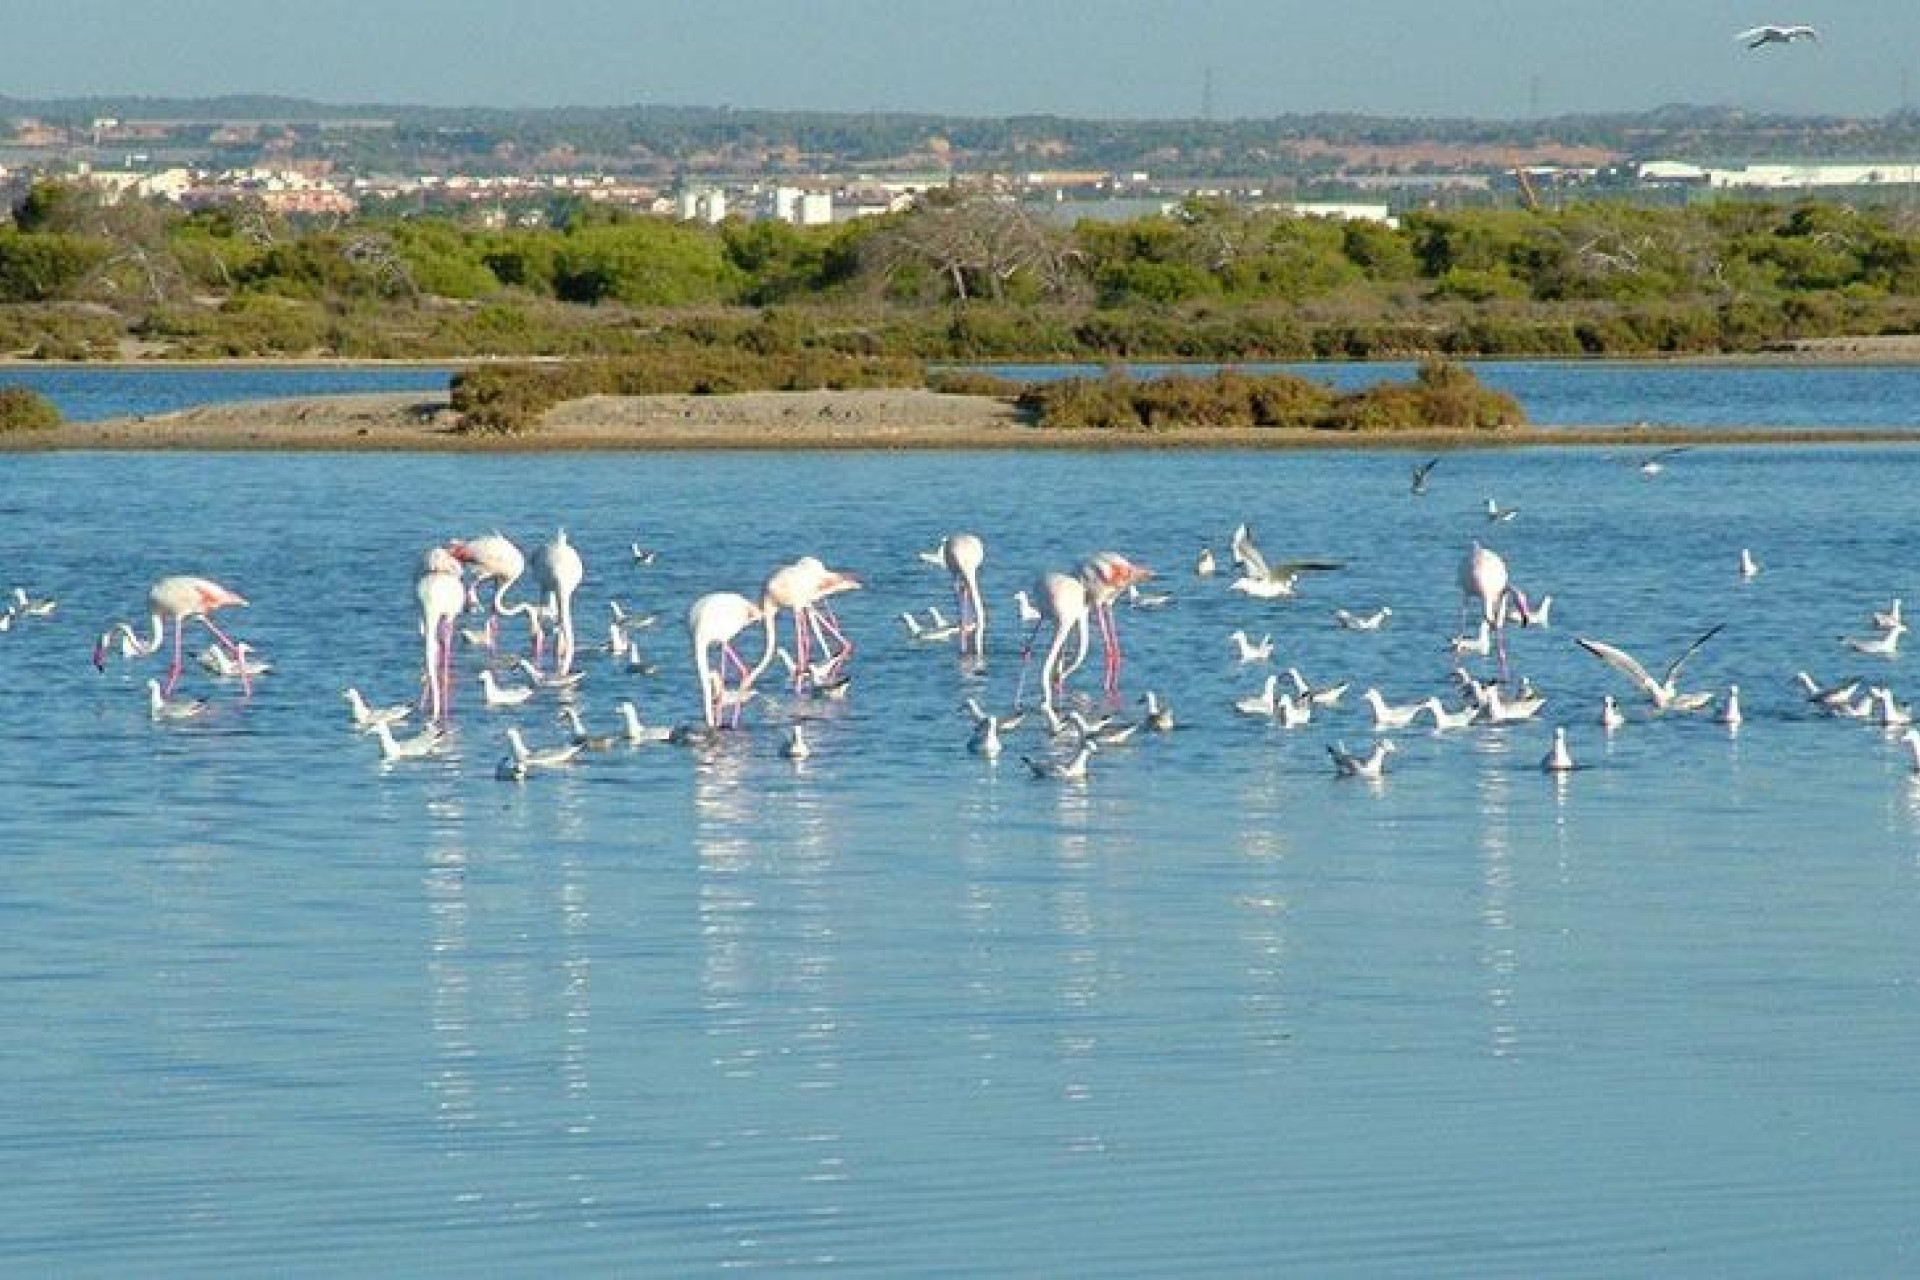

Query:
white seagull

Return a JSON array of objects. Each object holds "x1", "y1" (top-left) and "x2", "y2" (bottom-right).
[
  {"x1": 1739, "y1": 549, "x2": 1761, "y2": 581},
  {"x1": 1576, "y1": 624, "x2": 1725, "y2": 712},
  {"x1": 343, "y1": 687, "x2": 412, "y2": 731},
  {"x1": 372, "y1": 720, "x2": 445, "y2": 762},
  {"x1": 1541, "y1": 727, "x2": 1574, "y2": 773},
  {"x1": 1228, "y1": 523, "x2": 1341, "y2": 600},
  {"x1": 781, "y1": 724, "x2": 811, "y2": 761},
  {"x1": 198, "y1": 642, "x2": 272, "y2": 679},
  {"x1": 616, "y1": 701, "x2": 674, "y2": 744},
  {"x1": 1737, "y1": 24, "x2": 1818, "y2": 49},
  {"x1": 1285, "y1": 667, "x2": 1349, "y2": 707},
  {"x1": 1873, "y1": 599, "x2": 1904, "y2": 632},
  {"x1": 1797, "y1": 672, "x2": 1861, "y2": 711},
  {"x1": 1449, "y1": 620, "x2": 1493, "y2": 657},
  {"x1": 1423, "y1": 698, "x2": 1480, "y2": 731},
  {"x1": 1333, "y1": 607, "x2": 1393, "y2": 633},
  {"x1": 1140, "y1": 691, "x2": 1176, "y2": 733},
  {"x1": 479, "y1": 669, "x2": 537, "y2": 708},
  {"x1": 1329, "y1": 739, "x2": 1395, "y2": 780},
  {"x1": 1025, "y1": 740, "x2": 1096, "y2": 781},
  {"x1": 968, "y1": 717, "x2": 1003, "y2": 758},
  {"x1": 1844, "y1": 620, "x2": 1906, "y2": 658},
  {"x1": 1362, "y1": 688, "x2": 1424, "y2": 731},
  {"x1": 505, "y1": 726, "x2": 583, "y2": 771},
  {"x1": 1906, "y1": 729, "x2": 1920, "y2": 774},
  {"x1": 1484, "y1": 497, "x2": 1519, "y2": 523},
  {"x1": 1720, "y1": 685, "x2": 1744, "y2": 730},
  {"x1": 1229, "y1": 630, "x2": 1274, "y2": 663},
  {"x1": 147, "y1": 679, "x2": 209, "y2": 722},
  {"x1": 1234, "y1": 674, "x2": 1280, "y2": 718},
  {"x1": 1870, "y1": 687, "x2": 1914, "y2": 728},
  {"x1": 9, "y1": 587, "x2": 56, "y2": 618},
  {"x1": 1274, "y1": 693, "x2": 1313, "y2": 729},
  {"x1": 560, "y1": 706, "x2": 620, "y2": 751},
  {"x1": 1194, "y1": 547, "x2": 1217, "y2": 577},
  {"x1": 1600, "y1": 695, "x2": 1626, "y2": 733}
]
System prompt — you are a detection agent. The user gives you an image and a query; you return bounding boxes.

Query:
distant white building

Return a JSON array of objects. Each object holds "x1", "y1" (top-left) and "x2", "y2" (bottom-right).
[
  {"x1": 677, "y1": 186, "x2": 727, "y2": 223},
  {"x1": 1639, "y1": 159, "x2": 1920, "y2": 190}
]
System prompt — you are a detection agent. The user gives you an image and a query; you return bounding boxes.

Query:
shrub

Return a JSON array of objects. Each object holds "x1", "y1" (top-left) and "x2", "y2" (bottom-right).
[{"x1": 0, "y1": 385, "x2": 61, "y2": 432}]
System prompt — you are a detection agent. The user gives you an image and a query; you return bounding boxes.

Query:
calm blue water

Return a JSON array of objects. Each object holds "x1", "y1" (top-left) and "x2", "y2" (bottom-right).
[
  {"x1": 986, "y1": 360, "x2": 1920, "y2": 430},
  {"x1": 5, "y1": 435, "x2": 1920, "y2": 1274},
  {"x1": 0, "y1": 365, "x2": 451, "y2": 422}
]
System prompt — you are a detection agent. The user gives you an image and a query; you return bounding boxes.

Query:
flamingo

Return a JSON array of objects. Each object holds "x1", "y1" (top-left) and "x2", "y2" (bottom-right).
[
  {"x1": 1459, "y1": 543, "x2": 1528, "y2": 682},
  {"x1": 94, "y1": 575, "x2": 252, "y2": 697},
  {"x1": 1019, "y1": 571, "x2": 1090, "y2": 717},
  {"x1": 942, "y1": 533, "x2": 989, "y2": 660},
  {"x1": 416, "y1": 548, "x2": 465, "y2": 724},
  {"x1": 1080, "y1": 551, "x2": 1154, "y2": 696},
  {"x1": 533, "y1": 529, "x2": 585, "y2": 676},
  {"x1": 689, "y1": 591, "x2": 766, "y2": 729},
  {"x1": 448, "y1": 533, "x2": 542, "y2": 653},
  {"x1": 753, "y1": 557, "x2": 863, "y2": 692}
]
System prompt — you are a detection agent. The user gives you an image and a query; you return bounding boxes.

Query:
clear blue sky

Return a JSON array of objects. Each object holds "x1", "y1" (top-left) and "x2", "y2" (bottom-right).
[{"x1": 10, "y1": 0, "x2": 1917, "y2": 118}]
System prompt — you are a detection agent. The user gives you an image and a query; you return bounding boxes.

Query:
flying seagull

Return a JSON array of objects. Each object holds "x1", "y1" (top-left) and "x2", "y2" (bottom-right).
[
  {"x1": 1737, "y1": 25, "x2": 1818, "y2": 50},
  {"x1": 1410, "y1": 458, "x2": 1439, "y2": 496},
  {"x1": 1575, "y1": 623, "x2": 1726, "y2": 713}
]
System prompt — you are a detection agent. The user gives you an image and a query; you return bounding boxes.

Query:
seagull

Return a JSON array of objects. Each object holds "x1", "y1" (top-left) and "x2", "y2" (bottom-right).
[
  {"x1": 1329, "y1": 739, "x2": 1395, "y2": 780},
  {"x1": 1229, "y1": 630, "x2": 1274, "y2": 663},
  {"x1": 1274, "y1": 692, "x2": 1313, "y2": 729},
  {"x1": 1410, "y1": 458, "x2": 1439, "y2": 496},
  {"x1": 1798, "y1": 672, "x2": 1862, "y2": 710},
  {"x1": 1234, "y1": 674, "x2": 1280, "y2": 718},
  {"x1": 9, "y1": 587, "x2": 55, "y2": 618},
  {"x1": 343, "y1": 687, "x2": 412, "y2": 731},
  {"x1": 1362, "y1": 688, "x2": 1425, "y2": 731},
  {"x1": 1907, "y1": 728, "x2": 1920, "y2": 774},
  {"x1": 1873, "y1": 599, "x2": 1904, "y2": 632},
  {"x1": 505, "y1": 726, "x2": 584, "y2": 770},
  {"x1": 1454, "y1": 667, "x2": 1496, "y2": 709},
  {"x1": 559, "y1": 706, "x2": 620, "y2": 751},
  {"x1": 1194, "y1": 547, "x2": 1217, "y2": 577},
  {"x1": 630, "y1": 543, "x2": 658, "y2": 566},
  {"x1": 1844, "y1": 620, "x2": 1906, "y2": 658},
  {"x1": 608, "y1": 601, "x2": 659, "y2": 630},
  {"x1": 1512, "y1": 594, "x2": 1553, "y2": 628},
  {"x1": 198, "y1": 642, "x2": 272, "y2": 679},
  {"x1": 1422, "y1": 698, "x2": 1479, "y2": 731},
  {"x1": 1333, "y1": 607, "x2": 1392, "y2": 633},
  {"x1": 1013, "y1": 590, "x2": 1043, "y2": 626},
  {"x1": 513, "y1": 657, "x2": 586, "y2": 690},
  {"x1": 968, "y1": 717, "x2": 1003, "y2": 758},
  {"x1": 147, "y1": 678, "x2": 209, "y2": 722},
  {"x1": 963, "y1": 697, "x2": 1026, "y2": 734},
  {"x1": 915, "y1": 541, "x2": 949, "y2": 569},
  {"x1": 616, "y1": 701, "x2": 674, "y2": 744},
  {"x1": 1072, "y1": 710, "x2": 1140, "y2": 747},
  {"x1": 1126, "y1": 582, "x2": 1173, "y2": 611},
  {"x1": 1737, "y1": 24, "x2": 1818, "y2": 49},
  {"x1": 1541, "y1": 726, "x2": 1574, "y2": 773},
  {"x1": 1449, "y1": 620, "x2": 1493, "y2": 657},
  {"x1": 776, "y1": 646, "x2": 843, "y2": 691},
  {"x1": 1484, "y1": 497, "x2": 1520, "y2": 524},
  {"x1": 1228, "y1": 523, "x2": 1341, "y2": 600},
  {"x1": 1284, "y1": 667, "x2": 1349, "y2": 707},
  {"x1": 1600, "y1": 695, "x2": 1626, "y2": 733},
  {"x1": 1833, "y1": 695, "x2": 1876, "y2": 721},
  {"x1": 1140, "y1": 690, "x2": 1176, "y2": 733},
  {"x1": 1720, "y1": 685, "x2": 1744, "y2": 729},
  {"x1": 1025, "y1": 740, "x2": 1096, "y2": 780},
  {"x1": 781, "y1": 724, "x2": 811, "y2": 761},
  {"x1": 0, "y1": 607, "x2": 13, "y2": 633},
  {"x1": 1628, "y1": 446, "x2": 1690, "y2": 476},
  {"x1": 1870, "y1": 687, "x2": 1914, "y2": 728},
  {"x1": 1739, "y1": 549, "x2": 1761, "y2": 581},
  {"x1": 1576, "y1": 624, "x2": 1726, "y2": 712},
  {"x1": 479, "y1": 669, "x2": 537, "y2": 708},
  {"x1": 1484, "y1": 685, "x2": 1548, "y2": 724},
  {"x1": 372, "y1": 720, "x2": 446, "y2": 761}
]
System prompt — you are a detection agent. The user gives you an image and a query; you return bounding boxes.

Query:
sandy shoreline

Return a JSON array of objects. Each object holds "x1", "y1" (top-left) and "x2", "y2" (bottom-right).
[{"x1": 3, "y1": 387, "x2": 1917, "y2": 452}]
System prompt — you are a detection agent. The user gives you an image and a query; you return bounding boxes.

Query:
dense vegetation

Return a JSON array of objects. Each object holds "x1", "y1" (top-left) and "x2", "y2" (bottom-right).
[
  {"x1": 0, "y1": 384, "x2": 61, "y2": 431},
  {"x1": 6, "y1": 181, "x2": 1920, "y2": 362}
]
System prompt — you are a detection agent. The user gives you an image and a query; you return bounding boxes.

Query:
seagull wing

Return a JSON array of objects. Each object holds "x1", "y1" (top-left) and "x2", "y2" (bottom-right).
[
  {"x1": 1663, "y1": 623, "x2": 1726, "y2": 686},
  {"x1": 1268, "y1": 560, "x2": 1344, "y2": 588},
  {"x1": 1736, "y1": 26, "x2": 1774, "y2": 44},
  {"x1": 1231, "y1": 523, "x2": 1271, "y2": 580},
  {"x1": 1651, "y1": 446, "x2": 1692, "y2": 463},
  {"x1": 1576, "y1": 636, "x2": 1663, "y2": 700}
]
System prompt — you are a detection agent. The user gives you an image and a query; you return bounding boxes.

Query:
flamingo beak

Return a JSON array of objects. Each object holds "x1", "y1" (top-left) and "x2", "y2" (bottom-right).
[{"x1": 91, "y1": 637, "x2": 107, "y2": 672}]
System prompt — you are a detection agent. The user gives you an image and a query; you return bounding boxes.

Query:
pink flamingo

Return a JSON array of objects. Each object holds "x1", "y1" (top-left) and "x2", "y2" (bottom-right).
[
  {"x1": 1015, "y1": 571, "x2": 1090, "y2": 716},
  {"x1": 752, "y1": 556, "x2": 863, "y2": 692},
  {"x1": 942, "y1": 533, "x2": 989, "y2": 660},
  {"x1": 689, "y1": 591, "x2": 767, "y2": 728},
  {"x1": 448, "y1": 532, "x2": 541, "y2": 653},
  {"x1": 534, "y1": 529, "x2": 585, "y2": 676},
  {"x1": 94, "y1": 575, "x2": 252, "y2": 696},
  {"x1": 1460, "y1": 543, "x2": 1529, "y2": 683},
  {"x1": 417, "y1": 547, "x2": 466, "y2": 724},
  {"x1": 1080, "y1": 551, "x2": 1154, "y2": 696}
]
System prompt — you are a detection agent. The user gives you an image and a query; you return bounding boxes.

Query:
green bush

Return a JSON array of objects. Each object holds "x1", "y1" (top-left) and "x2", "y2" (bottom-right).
[{"x1": 0, "y1": 385, "x2": 62, "y2": 431}]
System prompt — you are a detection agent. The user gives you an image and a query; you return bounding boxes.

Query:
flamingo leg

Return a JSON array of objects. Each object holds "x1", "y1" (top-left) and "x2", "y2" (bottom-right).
[
  {"x1": 793, "y1": 608, "x2": 812, "y2": 690},
  {"x1": 165, "y1": 620, "x2": 184, "y2": 696},
  {"x1": 722, "y1": 642, "x2": 752, "y2": 728},
  {"x1": 816, "y1": 604, "x2": 853, "y2": 664}
]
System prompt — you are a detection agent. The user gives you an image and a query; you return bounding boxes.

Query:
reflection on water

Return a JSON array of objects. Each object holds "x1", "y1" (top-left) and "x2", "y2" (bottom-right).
[{"x1": 1474, "y1": 735, "x2": 1519, "y2": 1059}]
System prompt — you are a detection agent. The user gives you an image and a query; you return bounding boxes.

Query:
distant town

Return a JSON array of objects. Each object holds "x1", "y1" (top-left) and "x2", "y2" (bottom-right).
[{"x1": 7, "y1": 98, "x2": 1920, "y2": 231}]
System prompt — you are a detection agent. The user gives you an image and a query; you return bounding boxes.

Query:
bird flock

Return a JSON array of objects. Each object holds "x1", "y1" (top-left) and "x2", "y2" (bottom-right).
[{"x1": 54, "y1": 449, "x2": 1920, "y2": 793}]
